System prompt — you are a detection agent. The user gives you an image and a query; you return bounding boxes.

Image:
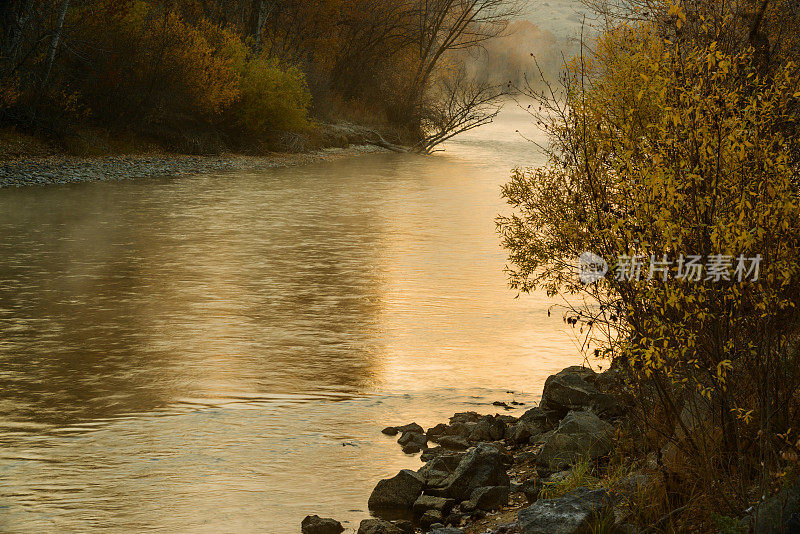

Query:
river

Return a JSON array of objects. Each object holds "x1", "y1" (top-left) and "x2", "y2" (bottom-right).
[{"x1": 0, "y1": 104, "x2": 584, "y2": 532}]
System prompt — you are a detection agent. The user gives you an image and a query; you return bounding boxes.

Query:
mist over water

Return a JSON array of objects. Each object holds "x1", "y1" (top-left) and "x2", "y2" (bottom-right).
[{"x1": 0, "y1": 103, "x2": 584, "y2": 532}]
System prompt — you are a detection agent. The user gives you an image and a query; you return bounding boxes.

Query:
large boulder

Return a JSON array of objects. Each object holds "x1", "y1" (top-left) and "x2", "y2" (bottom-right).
[
  {"x1": 358, "y1": 519, "x2": 403, "y2": 534},
  {"x1": 517, "y1": 487, "x2": 614, "y2": 534},
  {"x1": 301, "y1": 515, "x2": 344, "y2": 534},
  {"x1": 440, "y1": 443, "x2": 510, "y2": 500},
  {"x1": 368, "y1": 470, "x2": 424, "y2": 510},
  {"x1": 540, "y1": 366, "x2": 620, "y2": 418},
  {"x1": 537, "y1": 411, "x2": 612, "y2": 472}
]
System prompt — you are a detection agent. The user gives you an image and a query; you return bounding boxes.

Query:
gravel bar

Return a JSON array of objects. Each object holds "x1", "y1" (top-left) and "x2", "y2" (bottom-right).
[{"x1": 0, "y1": 145, "x2": 387, "y2": 188}]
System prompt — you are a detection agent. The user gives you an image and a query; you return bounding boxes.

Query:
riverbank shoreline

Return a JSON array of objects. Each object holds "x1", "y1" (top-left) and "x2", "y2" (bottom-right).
[
  {"x1": 0, "y1": 144, "x2": 391, "y2": 188},
  {"x1": 303, "y1": 365, "x2": 800, "y2": 534}
]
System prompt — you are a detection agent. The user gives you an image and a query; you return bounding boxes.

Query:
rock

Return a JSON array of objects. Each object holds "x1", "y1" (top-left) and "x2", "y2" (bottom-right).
[
  {"x1": 437, "y1": 435, "x2": 470, "y2": 450},
  {"x1": 433, "y1": 422, "x2": 473, "y2": 441},
  {"x1": 301, "y1": 515, "x2": 344, "y2": 534},
  {"x1": 397, "y1": 422, "x2": 424, "y2": 434},
  {"x1": 497, "y1": 415, "x2": 518, "y2": 425},
  {"x1": 413, "y1": 494, "x2": 456, "y2": 516},
  {"x1": 358, "y1": 519, "x2": 403, "y2": 534},
  {"x1": 398, "y1": 431, "x2": 427, "y2": 454},
  {"x1": 540, "y1": 366, "x2": 620, "y2": 418},
  {"x1": 470, "y1": 485, "x2": 510, "y2": 510},
  {"x1": 420, "y1": 509, "x2": 444, "y2": 528},
  {"x1": 393, "y1": 520, "x2": 415, "y2": 534},
  {"x1": 368, "y1": 470, "x2": 424, "y2": 510},
  {"x1": 444, "y1": 512, "x2": 464, "y2": 527},
  {"x1": 440, "y1": 443, "x2": 510, "y2": 501},
  {"x1": 418, "y1": 454, "x2": 463, "y2": 488},
  {"x1": 519, "y1": 478, "x2": 542, "y2": 503},
  {"x1": 469, "y1": 415, "x2": 507, "y2": 442},
  {"x1": 536, "y1": 411, "x2": 612, "y2": 472},
  {"x1": 382, "y1": 426, "x2": 399, "y2": 436},
  {"x1": 427, "y1": 423, "x2": 450, "y2": 440},
  {"x1": 421, "y1": 446, "x2": 447, "y2": 462},
  {"x1": 748, "y1": 477, "x2": 800, "y2": 533},
  {"x1": 515, "y1": 451, "x2": 537, "y2": 465},
  {"x1": 429, "y1": 528, "x2": 466, "y2": 534},
  {"x1": 449, "y1": 412, "x2": 481, "y2": 425},
  {"x1": 517, "y1": 487, "x2": 614, "y2": 534},
  {"x1": 518, "y1": 406, "x2": 556, "y2": 430},
  {"x1": 509, "y1": 421, "x2": 543, "y2": 445}
]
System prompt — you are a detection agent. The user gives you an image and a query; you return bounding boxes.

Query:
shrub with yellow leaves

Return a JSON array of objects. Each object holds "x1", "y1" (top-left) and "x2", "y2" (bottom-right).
[{"x1": 498, "y1": 10, "x2": 800, "y2": 520}]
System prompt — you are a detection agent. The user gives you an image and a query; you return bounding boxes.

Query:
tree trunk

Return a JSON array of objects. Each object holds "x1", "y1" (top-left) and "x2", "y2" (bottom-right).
[
  {"x1": 0, "y1": 0, "x2": 33, "y2": 74},
  {"x1": 42, "y1": 0, "x2": 70, "y2": 88},
  {"x1": 249, "y1": 0, "x2": 273, "y2": 52}
]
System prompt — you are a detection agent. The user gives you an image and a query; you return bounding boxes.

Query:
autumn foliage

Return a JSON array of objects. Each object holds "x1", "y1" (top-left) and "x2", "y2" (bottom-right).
[{"x1": 499, "y1": 0, "x2": 800, "y2": 529}]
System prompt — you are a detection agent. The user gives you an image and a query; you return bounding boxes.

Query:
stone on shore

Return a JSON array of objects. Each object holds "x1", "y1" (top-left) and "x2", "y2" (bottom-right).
[
  {"x1": 429, "y1": 528, "x2": 466, "y2": 534},
  {"x1": 413, "y1": 494, "x2": 456, "y2": 516},
  {"x1": 440, "y1": 443, "x2": 510, "y2": 501},
  {"x1": 368, "y1": 469, "x2": 424, "y2": 510},
  {"x1": 509, "y1": 420, "x2": 544, "y2": 445},
  {"x1": 382, "y1": 426, "x2": 399, "y2": 436},
  {"x1": 517, "y1": 487, "x2": 614, "y2": 534},
  {"x1": 420, "y1": 509, "x2": 445, "y2": 528},
  {"x1": 357, "y1": 519, "x2": 403, "y2": 534},
  {"x1": 536, "y1": 410, "x2": 611, "y2": 472},
  {"x1": 397, "y1": 422, "x2": 424, "y2": 434},
  {"x1": 398, "y1": 431, "x2": 427, "y2": 454},
  {"x1": 437, "y1": 435, "x2": 470, "y2": 450},
  {"x1": 301, "y1": 515, "x2": 344, "y2": 534},
  {"x1": 468, "y1": 485, "x2": 510, "y2": 511},
  {"x1": 468, "y1": 415, "x2": 506, "y2": 442},
  {"x1": 519, "y1": 478, "x2": 542, "y2": 503},
  {"x1": 418, "y1": 453, "x2": 463, "y2": 488},
  {"x1": 540, "y1": 366, "x2": 620, "y2": 418}
]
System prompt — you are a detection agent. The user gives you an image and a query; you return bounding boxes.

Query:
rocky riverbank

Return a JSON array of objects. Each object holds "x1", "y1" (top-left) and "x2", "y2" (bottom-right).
[
  {"x1": 301, "y1": 365, "x2": 800, "y2": 534},
  {"x1": 0, "y1": 144, "x2": 389, "y2": 188}
]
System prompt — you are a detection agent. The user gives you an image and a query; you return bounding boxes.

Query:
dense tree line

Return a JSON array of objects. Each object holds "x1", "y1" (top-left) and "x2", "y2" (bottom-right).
[{"x1": 0, "y1": 0, "x2": 517, "y2": 153}]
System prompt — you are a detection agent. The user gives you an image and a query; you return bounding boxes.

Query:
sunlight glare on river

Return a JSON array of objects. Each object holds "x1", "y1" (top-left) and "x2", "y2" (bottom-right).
[{"x1": 0, "y1": 101, "x2": 589, "y2": 532}]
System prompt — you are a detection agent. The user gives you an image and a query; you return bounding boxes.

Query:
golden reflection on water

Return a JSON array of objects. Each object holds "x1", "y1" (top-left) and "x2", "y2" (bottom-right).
[{"x1": 0, "y1": 105, "x2": 586, "y2": 532}]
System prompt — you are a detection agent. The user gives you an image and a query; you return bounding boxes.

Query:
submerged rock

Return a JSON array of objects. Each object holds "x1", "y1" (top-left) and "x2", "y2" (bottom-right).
[
  {"x1": 368, "y1": 469, "x2": 424, "y2": 510},
  {"x1": 536, "y1": 411, "x2": 611, "y2": 472},
  {"x1": 517, "y1": 487, "x2": 613, "y2": 534},
  {"x1": 301, "y1": 515, "x2": 344, "y2": 534}
]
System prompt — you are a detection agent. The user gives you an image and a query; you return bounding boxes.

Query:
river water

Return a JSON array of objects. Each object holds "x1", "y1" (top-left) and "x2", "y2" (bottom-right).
[{"x1": 0, "y1": 104, "x2": 584, "y2": 532}]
